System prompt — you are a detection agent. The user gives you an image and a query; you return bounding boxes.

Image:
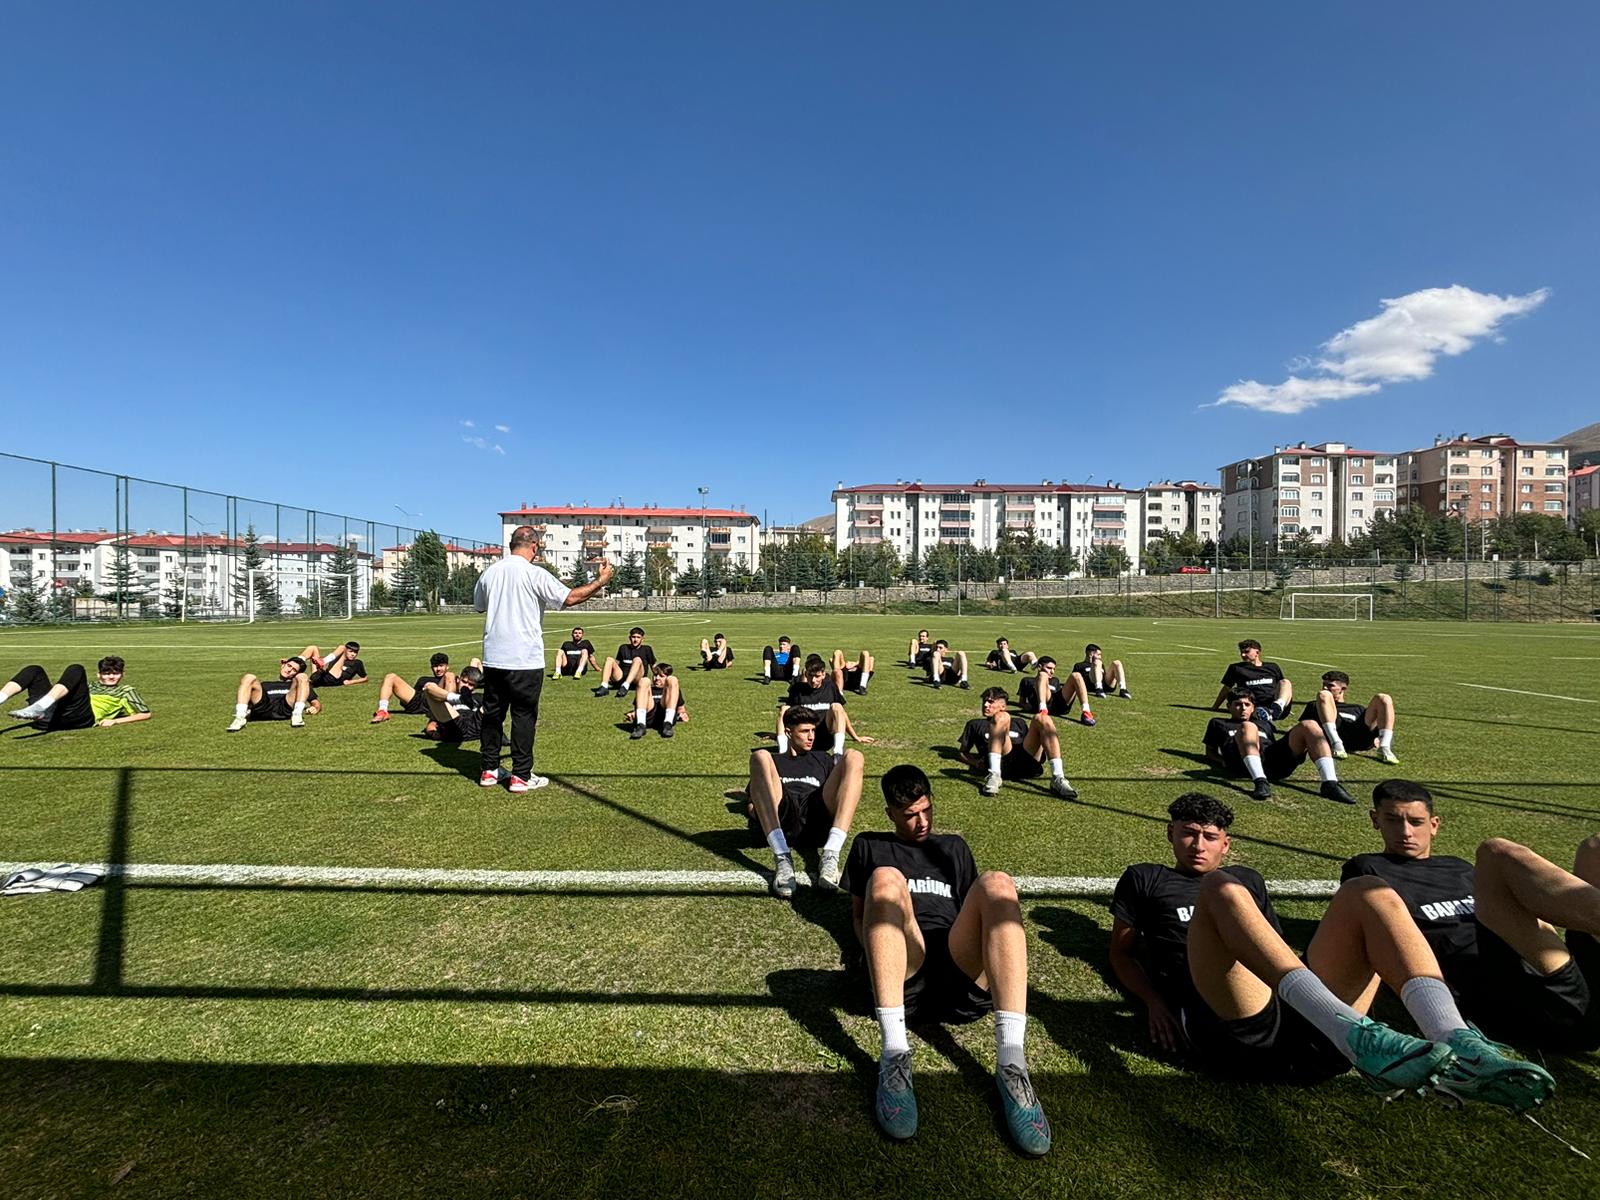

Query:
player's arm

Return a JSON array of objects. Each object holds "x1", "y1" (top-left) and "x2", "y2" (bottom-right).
[
  {"x1": 1108, "y1": 918, "x2": 1183, "y2": 1053},
  {"x1": 1211, "y1": 686, "x2": 1230, "y2": 710},
  {"x1": 100, "y1": 711, "x2": 153, "y2": 727},
  {"x1": 344, "y1": 666, "x2": 369, "y2": 684},
  {"x1": 839, "y1": 707, "x2": 874, "y2": 745}
]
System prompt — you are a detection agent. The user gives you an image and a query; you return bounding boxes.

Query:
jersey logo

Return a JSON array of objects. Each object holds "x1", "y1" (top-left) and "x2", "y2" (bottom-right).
[
  {"x1": 781, "y1": 775, "x2": 823, "y2": 789},
  {"x1": 1176, "y1": 905, "x2": 1194, "y2": 923},
  {"x1": 1419, "y1": 896, "x2": 1476, "y2": 920},
  {"x1": 907, "y1": 878, "x2": 954, "y2": 900}
]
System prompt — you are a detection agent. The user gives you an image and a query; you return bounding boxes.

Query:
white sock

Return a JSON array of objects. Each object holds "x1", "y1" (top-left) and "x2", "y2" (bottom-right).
[
  {"x1": 234, "y1": 703, "x2": 248, "y2": 720},
  {"x1": 832, "y1": 731, "x2": 845, "y2": 755},
  {"x1": 987, "y1": 752, "x2": 1002, "y2": 775},
  {"x1": 777, "y1": 733, "x2": 789, "y2": 754},
  {"x1": 1315, "y1": 756, "x2": 1337, "y2": 783},
  {"x1": 1050, "y1": 757, "x2": 1064, "y2": 778},
  {"x1": 1243, "y1": 754, "x2": 1266, "y2": 781},
  {"x1": 958, "y1": 669, "x2": 968, "y2": 684},
  {"x1": 291, "y1": 701, "x2": 306, "y2": 719},
  {"x1": 860, "y1": 671, "x2": 871, "y2": 687},
  {"x1": 446, "y1": 692, "x2": 461, "y2": 705},
  {"x1": 662, "y1": 708, "x2": 676, "y2": 725},
  {"x1": 823, "y1": 826, "x2": 847, "y2": 854},
  {"x1": 1399, "y1": 976, "x2": 1467, "y2": 1042},
  {"x1": 635, "y1": 708, "x2": 647, "y2": 727},
  {"x1": 877, "y1": 1005, "x2": 910, "y2": 1058},
  {"x1": 763, "y1": 663, "x2": 771, "y2": 679},
  {"x1": 995, "y1": 1010, "x2": 1027, "y2": 1071},
  {"x1": 26, "y1": 693, "x2": 60, "y2": 713},
  {"x1": 377, "y1": 698, "x2": 390, "y2": 713},
  {"x1": 766, "y1": 828, "x2": 790, "y2": 858},
  {"x1": 1276, "y1": 967, "x2": 1364, "y2": 1062},
  {"x1": 1379, "y1": 729, "x2": 1394, "y2": 751},
  {"x1": 1323, "y1": 721, "x2": 1340, "y2": 743}
]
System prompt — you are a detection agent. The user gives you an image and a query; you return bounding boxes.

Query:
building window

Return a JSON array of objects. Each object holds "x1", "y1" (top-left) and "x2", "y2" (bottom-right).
[
  {"x1": 1309, "y1": 473, "x2": 1325, "y2": 485},
  {"x1": 1350, "y1": 457, "x2": 1365, "y2": 467},
  {"x1": 1520, "y1": 502, "x2": 1533, "y2": 511},
  {"x1": 1282, "y1": 456, "x2": 1300, "y2": 465},
  {"x1": 1350, "y1": 475, "x2": 1366, "y2": 485},
  {"x1": 1374, "y1": 489, "x2": 1394, "y2": 501},
  {"x1": 1521, "y1": 449, "x2": 1535, "y2": 458},
  {"x1": 1280, "y1": 488, "x2": 1299, "y2": 500},
  {"x1": 1310, "y1": 457, "x2": 1326, "y2": 466},
  {"x1": 1521, "y1": 467, "x2": 1534, "y2": 476},
  {"x1": 1280, "y1": 473, "x2": 1300, "y2": 483},
  {"x1": 1350, "y1": 491, "x2": 1364, "y2": 500},
  {"x1": 1450, "y1": 449, "x2": 1468, "y2": 458},
  {"x1": 1546, "y1": 501, "x2": 1564, "y2": 511}
]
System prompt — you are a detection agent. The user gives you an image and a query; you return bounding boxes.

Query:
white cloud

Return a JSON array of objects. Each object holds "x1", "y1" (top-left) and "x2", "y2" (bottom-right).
[
  {"x1": 1212, "y1": 285, "x2": 1550, "y2": 414},
  {"x1": 493, "y1": 443, "x2": 506, "y2": 455},
  {"x1": 494, "y1": 424, "x2": 510, "y2": 433},
  {"x1": 460, "y1": 419, "x2": 476, "y2": 428},
  {"x1": 463, "y1": 435, "x2": 488, "y2": 449}
]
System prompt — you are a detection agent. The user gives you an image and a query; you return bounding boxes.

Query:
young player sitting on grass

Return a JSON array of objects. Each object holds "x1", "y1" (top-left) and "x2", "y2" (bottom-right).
[
  {"x1": 761, "y1": 636, "x2": 801, "y2": 684},
  {"x1": 957, "y1": 687, "x2": 1077, "y2": 799},
  {"x1": 778, "y1": 654, "x2": 875, "y2": 756},
  {"x1": 1017, "y1": 657, "x2": 1095, "y2": 727},
  {"x1": 746, "y1": 706, "x2": 864, "y2": 898},
  {"x1": 1109, "y1": 793, "x2": 1553, "y2": 1111},
  {"x1": 843, "y1": 764, "x2": 1052, "y2": 1155},
  {"x1": 698, "y1": 633, "x2": 734, "y2": 670},
  {"x1": 370, "y1": 653, "x2": 455, "y2": 722},
  {"x1": 906, "y1": 629, "x2": 934, "y2": 670},
  {"x1": 3, "y1": 657, "x2": 151, "y2": 731},
  {"x1": 925, "y1": 640, "x2": 970, "y2": 690},
  {"x1": 1203, "y1": 689, "x2": 1355, "y2": 804},
  {"x1": 227, "y1": 656, "x2": 320, "y2": 731},
  {"x1": 1304, "y1": 670, "x2": 1399, "y2": 764},
  {"x1": 1071, "y1": 643, "x2": 1130, "y2": 700},
  {"x1": 592, "y1": 627, "x2": 655, "y2": 697},
  {"x1": 1342, "y1": 780, "x2": 1600, "y2": 1054},
  {"x1": 422, "y1": 663, "x2": 485, "y2": 743},
  {"x1": 302, "y1": 642, "x2": 368, "y2": 687},
  {"x1": 831, "y1": 647, "x2": 875, "y2": 696},
  {"x1": 629, "y1": 663, "x2": 687, "y2": 739},
  {"x1": 553, "y1": 627, "x2": 597, "y2": 678},
  {"x1": 1212, "y1": 638, "x2": 1292, "y2": 719},
  {"x1": 984, "y1": 637, "x2": 1038, "y2": 673}
]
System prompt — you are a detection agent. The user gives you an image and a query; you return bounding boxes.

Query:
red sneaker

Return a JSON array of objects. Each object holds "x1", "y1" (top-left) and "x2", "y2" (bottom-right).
[
  {"x1": 479, "y1": 770, "x2": 503, "y2": 787},
  {"x1": 369, "y1": 710, "x2": 390, "y2": 724}
]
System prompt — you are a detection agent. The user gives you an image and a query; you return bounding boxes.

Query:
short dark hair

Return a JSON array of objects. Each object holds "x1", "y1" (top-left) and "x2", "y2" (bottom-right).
[
  {"x1": 713, "y1": 632, "x2": 725, "y2": 641},
  {"x1": 1321, "y1": 670, "x2": 1350, "y2": 687},
  {"x1": 934, "y1": 639, "x2": 949, "y2": 650},
  {"x1": 1037, "y1": 656, "x2": 1056, "y2": 670},
  {"x1": 1084, "y1": 643, "x2": 1101, "y2": 657},
  {"x1": 1168, "y1": 792, "x2": 1234, "y2": 830},
  {"x1": 1238, "y1": 639, "x2": 1261, "y2": 653},
  {"x1": 1373, "y1": 779, "x2": 1434, "y2": 813},
  {"x1": 804, "y1": 653, "x2": 827, "y2": 672},
  {"x1": 460, "y1": 665, "x2": 484, "y2": 687},
  {"x1": 882, "y1": 764, "x2": 932, "y2": 811},
  {"x1": 779, "y1": 636, "x2": 792, "y2": 646},
  {"x1": 1227, "y1": 688, "x2": 1254, "y2": 705},
  {"x1": 429, "y1": 652, "x2": 450, "y2": 669},
  {"x1": 981, "y1": 686, "x2": 1008, "y2": 704},
  {"x1": 629, "y1": 626, "x2": 645, "y2": 637},
  {"x1": 653, "y1": 662, "x2": 674, "y2": 678},
  {"x1": 996, "y1": 637, "x2": 1009, "y2": 646},
  {"x1": 97, "y1": 656, "x2": 126, "y2": 674},
  {"x1": 345, "y1": 641, "x2": 360, "y2": 653},
  {"x1": 782, "y1": 706, "x2": 819, "y2": 730},
  {"x1": 509, "y1": 525, "x2": 540, "y2": 552},
  {"x1": 286, "y1": 655, "x2": 308, "y2": 672},
  {"x1": 918, "y1": 629, "x2": 929, "y2": 638}
]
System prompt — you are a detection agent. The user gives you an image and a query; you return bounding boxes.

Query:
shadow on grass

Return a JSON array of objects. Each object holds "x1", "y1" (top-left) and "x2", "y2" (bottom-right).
[{"x1": 1411, "y1": 711, "x2": 1600, "y2": 738}]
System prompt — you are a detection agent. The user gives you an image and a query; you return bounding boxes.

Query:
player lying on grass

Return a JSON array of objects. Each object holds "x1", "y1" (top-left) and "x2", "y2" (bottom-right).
[
  {"x1": 1071, "y1": 643, "x2": 1130, "y2": 701},
  {"x1": 906, "y1": 629, "x2": 933, "y2": 670},
  {"x1": 370, "y1": 653, "x2": 455, "y2": 722},
  {"x1": 226, "y1": 656, "x2": 320, "y2": 731},
  {"x1": 831, "y1": 647, "x2": 875, "y2": 696},
  {"x1": 1203, "y1": 689, "x2": 1355, "y2": 804},
  {"x1": 1212, "y1": 638, "x2": 1291, "y2": 719},
  {"x1": 698, "y1": 633, "x2": 734, "y2": 670},
  {"x1": 844, "y1": 763, "x2": 1052, "y2": 1155},
  {"x1": 1017, "y1": 657, "x2": 1095, "y2": 727},
  {"x1": 1304, "y1": 670, "x2": 1398, "y2": 764},
  {"x1": 553, "y1": 627, "x2": 597, "y2": 678},
  {"x1": 761, "y1": 636, "x2": 801, "y2": 684},
  {"x1": 3, "y1": 657, "x2": 151, "y2": 730},
  {"x1": 957, "y1": 687, "x2": 1077, "y2": 800},
  {"x1": 422, "y1": 663, "x2": 485, "y2": 743},
  {"x1": 1342, "y1": 779, "x2": 1600, "y2": 1053},
  {"x1": 1109, "y1": 792, "x2": 1553, "y2": 1111},
  {"x1": 301, "y1": 642, "x2": 368, "y2": 687},
  {"x1": 592, "y1": 627, "x2": 655, "y2": 697},
  {"x1": 984, "y1": 637, "x2": 1038, "y2": 673},
  {"x1": 777, "y1": 654, "x2": 875, "y2": 756},
  {"x1": 746, "y1": 706, "x2": 863, "y2": 898},
  {"x1": 629, "y1": 663, "x2": 687, "y2": 739},
  {"x1": 925, "y1": 640, "x2": 970, "y2": 690}
]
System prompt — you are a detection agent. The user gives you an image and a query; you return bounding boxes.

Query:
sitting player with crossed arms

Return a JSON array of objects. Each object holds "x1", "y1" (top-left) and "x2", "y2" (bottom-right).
[
  {"x1": 553, "y1": 627, "x2": 598, "y2": 679},
  {"x1": 957, "y1": 686, "x2": 1077, "y2": 799},
  {"x1": 370, "y1": 652, "x2": 455, "y2": 723}
]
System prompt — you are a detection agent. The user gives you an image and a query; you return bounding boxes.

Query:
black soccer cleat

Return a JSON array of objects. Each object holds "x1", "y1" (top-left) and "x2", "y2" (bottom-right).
[
  {"x1": 629, "y1": 725, "x2": 647, "y2": 739},
  {"x1": 1321, "y1": 780, "x2": 1358, "y2": 805},
  {"x1": 660, "y1": 723, "x2": 674, "y2": 738},
  {"x1": 1251, "y1": 777, "x2": 1275, "y2": 801},
  {"x1": 591, "y1": 685, "x2": 610, "y2": 698}
]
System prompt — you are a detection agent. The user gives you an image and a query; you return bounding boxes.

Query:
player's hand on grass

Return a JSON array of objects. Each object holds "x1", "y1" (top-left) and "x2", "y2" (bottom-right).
[
  {"x1": 856, "y1": 734, "x2": 878, "y2": 745},
  {"x1": 1147, "y1": 1001, "x2": 1184, "y2": 1054},
  {"x1": 98, "y1": 718, "x2": 117, "y2": 728}
]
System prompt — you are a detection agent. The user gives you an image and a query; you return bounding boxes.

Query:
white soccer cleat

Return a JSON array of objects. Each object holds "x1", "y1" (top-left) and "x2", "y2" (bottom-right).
[
  {"x1": 226, "y1": 717, "x2": 247, "y2": 733},
  {"x1": 289, "y1": 711, "x2": 305, "y2": 728},
  {"x1": 1330, "y1": 739, "x2": 1348, "y2": 760},
  {"x1": 980, "y1": 772, "x2": 1002, "y2": 797}
]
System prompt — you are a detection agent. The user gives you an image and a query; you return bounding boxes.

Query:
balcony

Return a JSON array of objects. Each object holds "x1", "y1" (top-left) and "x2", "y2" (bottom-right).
[
  {"x1": 647, "y1": 539, "x2": 672, "y2": 550},
  {"x1": 851, "y1": 502, "x2": 883, "y2": 511}
]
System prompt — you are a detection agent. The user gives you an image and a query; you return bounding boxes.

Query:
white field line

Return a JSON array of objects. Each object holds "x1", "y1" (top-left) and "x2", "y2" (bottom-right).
[
  {"x1": 1274, "y1": 656, "x2": 1339, "y2": 670},
  {"x1": 1458, "y1": 683, "x2": 1598, "y2": 705},
  {"x1": 0, "y1": 861, "x2": 1339, "y2": 898},
  {"x1": 0, "y1": 640, "x2": 488, "y2": 652}
]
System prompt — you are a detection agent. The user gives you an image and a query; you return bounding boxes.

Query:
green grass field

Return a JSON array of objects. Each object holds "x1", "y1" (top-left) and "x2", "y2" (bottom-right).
[{"x1": 2, "y1": 612, "x2": 1598, "y2": 1199}]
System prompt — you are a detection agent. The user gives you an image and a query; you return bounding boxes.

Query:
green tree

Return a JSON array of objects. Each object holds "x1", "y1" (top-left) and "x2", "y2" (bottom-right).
[
  {"x1": 101, "y1": 540, "x2": 148, "y2": 617},
  {"x1": 409, "y1": 531, "x2": 450, "y2": 612},
  {"x1": 444, "y1": 564, "x2": 481, "y2": 605},
  {"x1": 674, "y1": 567, "x2": 701, "y2": 595},
  {"x1": 368, "y1": 578, "x2": 392, "y2": 610},
  {"x1": 235, "y1": 526, "x2": 280, "y2": 617},
  {"x1": 565, "y1": 558, "x2": 591, "y2": 590},
  {"x1": 922, "y1": 545, "x2": 955, "y2": 597},
  {"x1": 388, "y1": 553, "x2": 419, "y2": 613},
  {"x1": 645, "y1": 547, "x2": 675, "y2": 597},
  {"x1": 319, "y1": 541, "x2": 358, "y2": 616},
  {"x1": 6, "y1": 574, "x2": 47, "y2": 623},
  {"x1": 1053, "y1": 545, "x2": 1080, "y2": 577},
  {"x1": 613, "y1": 550, "x2": 644, "y2": 594},
  {"x1": 1085, "y1": 545, "x2": 1130, "y2": 577}
]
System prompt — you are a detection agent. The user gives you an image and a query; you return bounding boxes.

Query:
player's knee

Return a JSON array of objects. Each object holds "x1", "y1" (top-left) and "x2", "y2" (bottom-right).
[
  {"x1": 1197, "y1": 870, "x2": 1250, "y2": 905},
  {"x1": 1476, "y1": 836, "x2": 1525, "y2": 871},
  {"x1": 976, "y1": 870, "x2": 1018, "y2": 902},
  {"x1": 840, "y1": 748, "x2": 864, "y2": 771},
  {"x1": 866, "y1": 866, "x2": 909, "y2": 901},
  {"x1": 1376, "y1": 692, "x2": 1393, "y2": 707},
  {"x1": 1339, "y1": 873, "x2": 1400, "y2": 911},
  {"x1": 1576, "y1": 835, "x2": 1600, "y2": 875},
  {"x1": 240, "y1": 673, "x2": 258, "y2": 685}
]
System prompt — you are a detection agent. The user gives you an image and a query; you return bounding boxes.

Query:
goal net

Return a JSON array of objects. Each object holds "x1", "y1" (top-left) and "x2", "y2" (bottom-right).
[
  {"x1": 1280, "y1": 592, "x2": 1374, "y2": 621},
  {"x1": 246, "y1": 569, "x2": 356, "y2": 622}
]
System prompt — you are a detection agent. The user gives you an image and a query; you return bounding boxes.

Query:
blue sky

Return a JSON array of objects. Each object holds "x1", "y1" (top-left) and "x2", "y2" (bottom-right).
[{"x1": 2, "y1": 2, "x2": 1595, "y2": 544}]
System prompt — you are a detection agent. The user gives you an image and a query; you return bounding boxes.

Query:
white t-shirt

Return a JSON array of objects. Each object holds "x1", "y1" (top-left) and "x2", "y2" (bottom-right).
[{"x1": 473, "y1": 555, "x2": 573, "y2": 670}]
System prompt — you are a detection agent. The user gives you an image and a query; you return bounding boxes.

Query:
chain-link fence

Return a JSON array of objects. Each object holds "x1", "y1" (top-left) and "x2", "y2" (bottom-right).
[{"x1": 0, "y1": 452, "x2": 500, "y2": 623}]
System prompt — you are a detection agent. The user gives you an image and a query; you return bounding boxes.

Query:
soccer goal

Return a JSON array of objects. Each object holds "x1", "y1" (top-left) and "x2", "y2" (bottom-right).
[
  {"x1": 246, "y1": 570, "x2": 355, "y2": 622},
  {"x1": 1280, "y1": 592, "x2": 1375, "y2": 621}
]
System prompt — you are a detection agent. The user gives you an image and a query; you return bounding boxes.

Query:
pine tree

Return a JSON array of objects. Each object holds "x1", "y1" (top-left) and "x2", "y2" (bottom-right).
[
  {"x1": 234, "y1": 525, "x2": 280, "y2": 616},
  {"x1": 614, "y1": 551, "x2": 643, "y2": 594},
  {"x1": 409, "y1": 531, "x2": 450, "y2": 612},
  {"x1": 319, "y1": 541, "x2": 358, "y2": 616}
]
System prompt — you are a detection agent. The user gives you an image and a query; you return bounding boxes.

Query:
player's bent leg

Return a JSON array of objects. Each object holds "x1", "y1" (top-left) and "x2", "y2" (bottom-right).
[
  {"x1": 630, "y1": 677, "x2": 655, "y2": 738},
  {"x1": 593, "y1": 659, "x2": 620, "y2": 696},
  {"x1": 815, "y1": 750, "x2": 863, "y2": 890},
  {"x1": 1475, "y1": 837, "x2": 1597, "y2": 973},
  {"x1": 861, "y1": 876, "x2": 926, "y2": 1146},
  {"x1": 1290, "y1": 721, "x2": 1355, "y2": 804}
]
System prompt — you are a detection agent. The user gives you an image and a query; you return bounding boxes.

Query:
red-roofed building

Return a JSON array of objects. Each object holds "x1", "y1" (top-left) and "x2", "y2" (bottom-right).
[
  {"x1": 1571, "y1": 463, "x2": 1600, "y2": 529},
  {"x1": 1396, "y1": 434, "x2": 1569, "y2": 522},
  {"x1": 497, "y1": 505, "x2": 760, "y2": 574}
]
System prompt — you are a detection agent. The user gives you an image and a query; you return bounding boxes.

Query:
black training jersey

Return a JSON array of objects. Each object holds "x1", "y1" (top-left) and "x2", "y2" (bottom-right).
[
  {"x1": 1203, "y1": 715, "x2": 1275, "y2": 757},
  {"x1": 958, "y1": 717, "x2": 1026, "y2": 759},
  {"x1": 844, "y1": 833, "x2": 978, "y2": 935},
  {"x1": 1300, "y1": 700, "x2": 1365, "y2": 726},
  {"x1": 616, "y1": 643, "x2": 656, "y2": 669},
  {"x1": 786, "y1": 677, "x2": 845, "y2": 713},
  {"x1": 1111, "y1": 863, "x2": 1278, "y2": 1003},
  {"x1": 1221, "y1": 661, "x2": 1285, "y2": 705},
  {"x1": 1340, "y1": 853, "x2": 1478, "y2": 976},
  {"x1": 763, "y1": 746, "x2": 834, "y2": 803},
  {"x1": 561, "y1": 639, "x2": 597, "y2": 659}
]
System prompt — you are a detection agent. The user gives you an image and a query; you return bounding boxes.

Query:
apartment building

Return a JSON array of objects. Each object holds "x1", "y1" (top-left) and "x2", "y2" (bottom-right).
[
  {"x1": 497, "y1": 505, "x2": 761, "y2": 574},
  {"x1": 1570, "y1": 464, "x2": 1599, "y2": 527},
  {"x1": 375, "y1": 541, "x2": 500, "y2": 585},
  {"x1": 1139, "y1": 480, "x2": 1222, "y2": 547},
  {"x1": 1397, "y1": 435, "x2": 1569, "y2": 521},
  {"x1": 1219, "y1": 442, "x2": 1399, "y2": 546}
]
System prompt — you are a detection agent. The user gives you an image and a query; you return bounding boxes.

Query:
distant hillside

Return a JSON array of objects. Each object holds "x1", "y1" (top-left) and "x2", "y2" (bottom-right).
[
  {"x1": 1556, "y1": 421, "x2": 1600, "y2": 468},
  {"x1": 801, "y1": 514, "x2": 835, "y2": 535}
]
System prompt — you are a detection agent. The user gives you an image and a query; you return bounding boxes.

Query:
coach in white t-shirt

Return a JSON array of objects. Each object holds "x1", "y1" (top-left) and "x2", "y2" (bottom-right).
[{"x1": 473, "y1": 525, "x2": 613, "y2": 793}]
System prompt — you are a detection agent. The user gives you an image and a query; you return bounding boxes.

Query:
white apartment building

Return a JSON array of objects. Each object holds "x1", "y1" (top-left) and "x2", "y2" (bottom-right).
[
  {"x1": 1139, "y1": 480, "x2": 1222, "y2": 547},
  {"x1": 498, "y1": 506, "x2": 761, "y2": 574},
  {"x1": 831, "y1": 482, "x2": 1140, "y2": 572},
  {"x1": 1219, "y1": 442, "x2": 1399, "y2": 546},
  {"x1": 376, "y1": 541, "x2": 501, "y2": 585}
]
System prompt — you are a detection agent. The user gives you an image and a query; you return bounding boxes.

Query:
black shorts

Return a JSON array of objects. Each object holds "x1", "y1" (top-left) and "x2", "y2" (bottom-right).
[
  {"x1": 1221, "y1": 738, "x2": 1305, "y2": 781},
  {"x1": 248, "y1": 696, "x2": 294, "y2": 722},
  {"x1": 842, "y1": 667, "x2": 865, "y2": 691},
  {"x1": 748, "y1": 788, "x2": 832, "y2": 849},
  {"x1": 928, "y1": 662, "x2": 960, "y2": 684},
  {"x1": 1337, "y1": 722, "x2": 1378, "y2": 752},
  {"x1": 435, "y1": 709, "x2": 482, "y2": 743},
  {"x1": 997, "y1": 747, "x2": 1044, "y2": 780},
  {"x1": 555, "y1": 659, "x2": 586, "y2": 677},
  {"x1": 309, "y1": 669, "x2": 347, "y2": 688},
  {"x1": 912, "y1": 649, "x2": 933, "y2": 669},
  {"x1": 1180, "y1": 994, "x2": 1350, "y2": 1086},
  {"x1": 904, "y1": 928, "x2": 992, "y2": 1025},
  {"x1": 644, "y1": 705, "x2": 680, "y2": 729},
  {"x1": 401, "y1": 677, "x2": 433, "y2": 715},
  {"x1": 700, "y1": 655, "x2": 730, "y2": 670},
  {"x1": 1465, "y1": 922, "x2": 1599, "y2": 1051}
]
